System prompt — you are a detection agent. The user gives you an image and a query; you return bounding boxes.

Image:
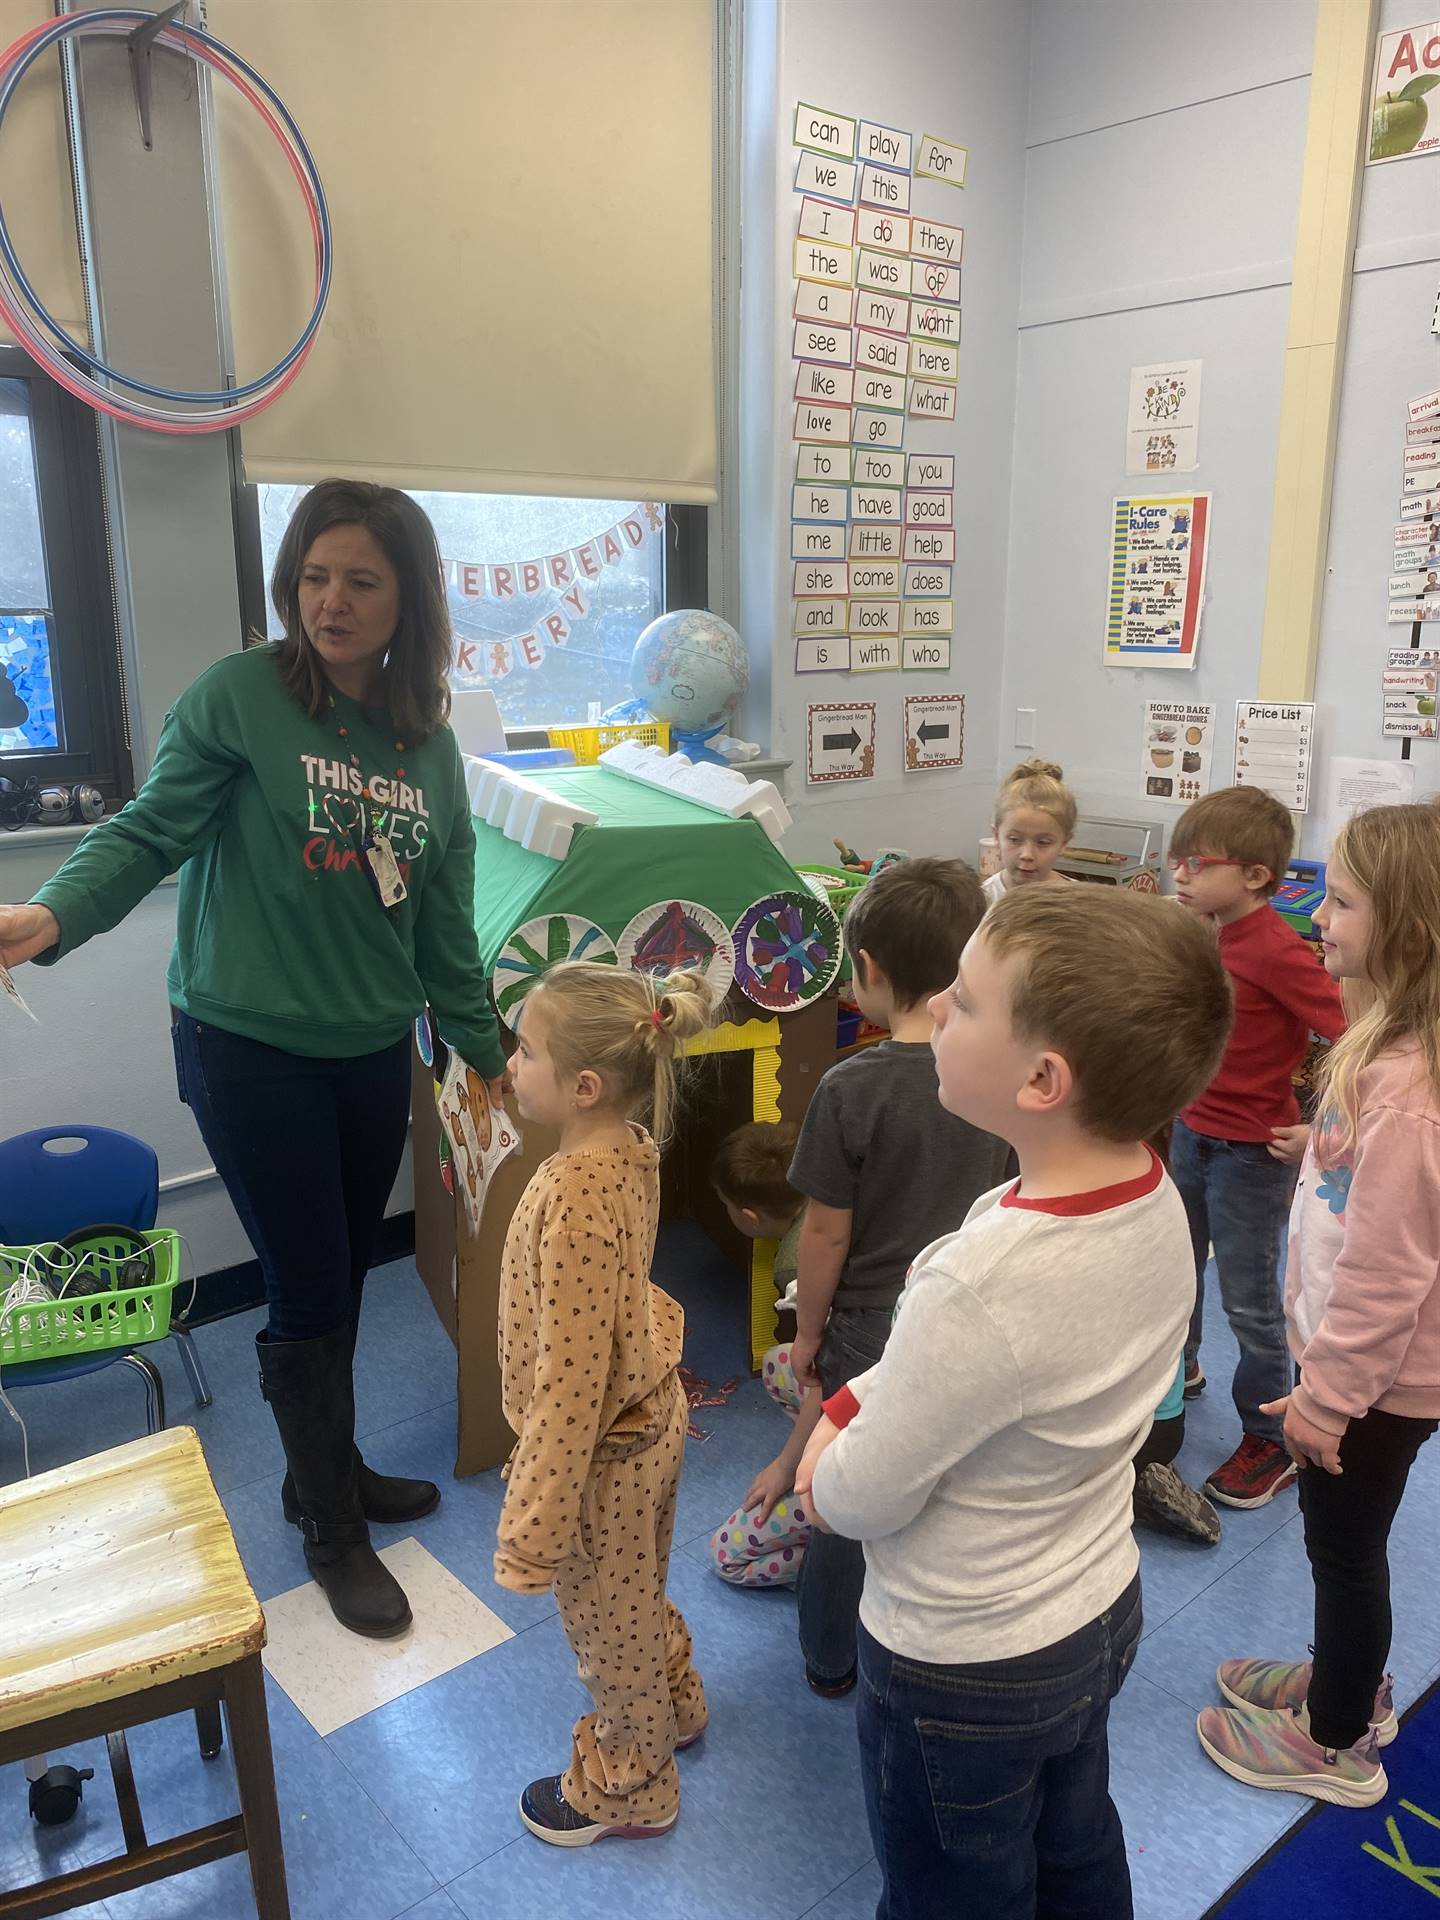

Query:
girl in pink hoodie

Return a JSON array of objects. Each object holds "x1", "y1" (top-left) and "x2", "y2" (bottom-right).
[{"x1": 1197, "y1": 803, "x2": 1440, "y2": 1807}]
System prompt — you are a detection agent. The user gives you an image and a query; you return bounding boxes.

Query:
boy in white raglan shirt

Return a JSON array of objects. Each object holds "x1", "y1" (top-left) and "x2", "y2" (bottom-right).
[{"x1": 796, "y1": 887, "x2": 1233, "y2": 1920}]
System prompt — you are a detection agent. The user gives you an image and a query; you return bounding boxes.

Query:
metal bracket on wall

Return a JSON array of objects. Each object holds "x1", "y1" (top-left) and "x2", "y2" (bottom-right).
[{"x1": 126, "y1": 1, "x2": 189, "y2": 153}]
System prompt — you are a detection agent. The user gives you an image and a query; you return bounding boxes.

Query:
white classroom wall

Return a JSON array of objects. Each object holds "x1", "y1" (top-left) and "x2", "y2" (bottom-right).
[
  {"x1": 1003, "y1": 0, "x2": 1440, "y2": 861},
  {"x1": 1312, "y1": 0, "x2": 1440, "y2": 846},
  {"x1": 741, "y1": 0, "x2": 1032, "y2": 865}
]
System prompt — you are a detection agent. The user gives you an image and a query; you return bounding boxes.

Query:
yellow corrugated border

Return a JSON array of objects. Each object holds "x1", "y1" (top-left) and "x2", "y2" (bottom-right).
[
  {"x1": 749, "y1": 1042, "x2": 785, "y2": 1365},
  {"x1": 752, "y1": 1043, "x2": 782, "y2": 1122},
  {"x1": 684, "y1": 1016, "x2": 782, "y2": 1058},
  {"x1": 679, "y1": 1014, "x2": 794, "y2": 1367},
  {"x1": 749, "y1": 1234, "x2": 779, "y2": 1368}
]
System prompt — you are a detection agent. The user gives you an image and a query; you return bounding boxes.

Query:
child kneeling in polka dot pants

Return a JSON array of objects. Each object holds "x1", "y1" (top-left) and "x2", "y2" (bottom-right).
[
  {"x1": 708, "y1": 1343, "x2": 820, "y2": 1588},
  {"x1": 708, "y1": 1125, "x2": 824, "y2": 1589}
]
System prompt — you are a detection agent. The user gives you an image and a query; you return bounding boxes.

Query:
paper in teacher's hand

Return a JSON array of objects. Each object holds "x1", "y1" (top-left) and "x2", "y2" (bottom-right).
[
  {"x1": 0, "y1": 959, "x2": 36, "y2": 1021},
  {"x1": 435, "y1": 1051, "x2": 518, "y2": 1235}
]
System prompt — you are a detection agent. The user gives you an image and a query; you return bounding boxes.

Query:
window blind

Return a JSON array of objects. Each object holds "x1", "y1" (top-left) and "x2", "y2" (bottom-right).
[{"x1": 208, "y1": 0, "x2": 717, "y2": 503}]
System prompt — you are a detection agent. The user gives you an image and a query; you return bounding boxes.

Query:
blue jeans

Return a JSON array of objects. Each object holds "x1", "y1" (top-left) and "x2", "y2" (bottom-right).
[
  {"x1": 172, "y1": 1012, "x2": 412, "y2": 1342},
  {"x1": 1170, "y1": 1117, "x2": 1292, "y2": 1446},
  {"x1": 796, "y1": 1305, "x2": 893, "y2": 1681},
  {"x1": 857, "y1": 1575, "x2": 1142, "y2": 1920}
]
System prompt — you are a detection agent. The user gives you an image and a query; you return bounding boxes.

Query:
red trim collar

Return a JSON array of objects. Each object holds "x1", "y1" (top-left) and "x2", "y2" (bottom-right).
[{"x1": 1000, "y1": 1146, "x2": 1164, "y2": 1217}]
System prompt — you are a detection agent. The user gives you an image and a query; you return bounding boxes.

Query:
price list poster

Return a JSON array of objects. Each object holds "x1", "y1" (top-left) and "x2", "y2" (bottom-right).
[{"x1": 789, "y1": 103, "x2": 967, "y2": 697}]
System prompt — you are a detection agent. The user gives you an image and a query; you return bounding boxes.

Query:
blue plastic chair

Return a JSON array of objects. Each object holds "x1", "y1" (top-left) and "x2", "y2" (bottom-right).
[
  {"x1": 0, "y1": 1126, "x2": 222, "y2": 1820},
  {"x1": 0, "y1": 1124, "x2": 213, "y2": 1436}
]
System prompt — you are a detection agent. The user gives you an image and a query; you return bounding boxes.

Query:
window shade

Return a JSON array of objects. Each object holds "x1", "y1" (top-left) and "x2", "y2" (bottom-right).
[
  {"x1": 207, "y1": 0, "x2": 717, "y2": 503},
  {"x1": 0, "y1": 1, "x2": 87, "y2": 349}
]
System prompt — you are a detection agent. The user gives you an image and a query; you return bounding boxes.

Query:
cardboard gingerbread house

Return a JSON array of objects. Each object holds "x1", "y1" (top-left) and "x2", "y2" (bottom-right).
[{"x1": 413, "y1": 762, "x2": 840, "y2": 1475}]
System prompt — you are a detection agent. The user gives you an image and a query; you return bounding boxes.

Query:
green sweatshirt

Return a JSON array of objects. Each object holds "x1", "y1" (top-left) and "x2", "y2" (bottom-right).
[{"x1": 33, "y1": 643, "x2": 504, "y2": 1077}]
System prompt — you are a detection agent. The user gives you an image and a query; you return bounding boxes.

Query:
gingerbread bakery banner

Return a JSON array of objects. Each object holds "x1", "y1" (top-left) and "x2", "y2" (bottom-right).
[
  {"x1": 1105, "y1": 495, "x2": 1210, "y2": 671},
  {"x1": 444, "y1": 503, "x2": 662, "y2": 680},
  {"x1": 789, "y1": 103, "x2": 966, "y2": 683}
]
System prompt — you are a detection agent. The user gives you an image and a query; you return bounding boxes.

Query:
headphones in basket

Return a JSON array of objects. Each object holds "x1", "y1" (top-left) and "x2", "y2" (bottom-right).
[
  {"x1": 26, "y1": 1226, "x2": 156, "y2": 1299},
  {"x1": 1, "y1": 1227, "x2": 161, "y2": 1483}
]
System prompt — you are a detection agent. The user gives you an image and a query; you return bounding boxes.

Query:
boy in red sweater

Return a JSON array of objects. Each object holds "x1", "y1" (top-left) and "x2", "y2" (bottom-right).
[{"x1": 1169, "y1": 788, "x2": 1345, "y2": 1508}]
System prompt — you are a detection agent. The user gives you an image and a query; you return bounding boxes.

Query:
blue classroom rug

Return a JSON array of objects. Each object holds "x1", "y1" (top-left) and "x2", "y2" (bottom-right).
[{"x1": 1208, "y1": 1675, "x2": 1440, "y2": 1915}]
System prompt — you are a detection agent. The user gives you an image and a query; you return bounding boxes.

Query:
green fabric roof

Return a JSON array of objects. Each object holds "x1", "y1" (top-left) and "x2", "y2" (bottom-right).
[{"x1": 472, "y1": 766, "x2": 805, "y2": 967}]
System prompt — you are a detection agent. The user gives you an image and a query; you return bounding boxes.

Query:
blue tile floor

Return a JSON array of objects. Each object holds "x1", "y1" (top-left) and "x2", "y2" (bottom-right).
[{"x1": 4, "y1": 1222, "x2": 1440, "y2": 1919}]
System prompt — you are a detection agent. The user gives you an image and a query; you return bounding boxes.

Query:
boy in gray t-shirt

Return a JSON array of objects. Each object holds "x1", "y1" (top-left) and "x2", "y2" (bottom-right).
[{"x1": 788, "y1": 858, "x2": 1010, "y2": 1695}]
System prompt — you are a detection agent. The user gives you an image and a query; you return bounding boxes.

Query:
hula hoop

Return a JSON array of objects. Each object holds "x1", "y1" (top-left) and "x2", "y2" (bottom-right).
[{"x1": 0, "y1": 9, "x2": 330, "y2": 433}]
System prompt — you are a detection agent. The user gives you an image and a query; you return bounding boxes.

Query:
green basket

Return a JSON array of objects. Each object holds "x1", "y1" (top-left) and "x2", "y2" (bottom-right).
[
  {"x1": 0, "y1": 1230, "x2": 182, "y2": 1366},
  {"x1": 796, "y1": 863, "x2": 868, "y2": 918}
]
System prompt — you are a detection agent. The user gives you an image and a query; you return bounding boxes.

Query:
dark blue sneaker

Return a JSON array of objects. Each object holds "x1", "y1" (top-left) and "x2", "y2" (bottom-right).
[{"x1": 519, "y1": 1774, "x2": 678, "y2": 1847}]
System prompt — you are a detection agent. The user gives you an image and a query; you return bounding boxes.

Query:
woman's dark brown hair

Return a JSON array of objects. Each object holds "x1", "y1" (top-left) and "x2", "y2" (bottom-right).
[{"x1": 269, "y1": 478, "x2": 452, "y2": 741}]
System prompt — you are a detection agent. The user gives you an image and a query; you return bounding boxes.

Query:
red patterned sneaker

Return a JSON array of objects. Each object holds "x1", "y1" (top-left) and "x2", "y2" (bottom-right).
[{"x1": 1204, "y1": 1436, "x2": 1298, "y2": 1509}]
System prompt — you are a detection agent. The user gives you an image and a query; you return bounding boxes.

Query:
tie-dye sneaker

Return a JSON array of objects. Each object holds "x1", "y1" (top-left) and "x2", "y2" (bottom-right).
[
  {"x1": 1196, "y1": 1704, "x2": 1387, "y2": 1806},
  {"x1": 1216, "y1": 1656, "x2": 1398, "y2": 1745}
]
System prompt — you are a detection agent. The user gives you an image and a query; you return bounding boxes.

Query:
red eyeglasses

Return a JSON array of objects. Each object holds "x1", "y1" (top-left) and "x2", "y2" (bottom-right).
[{"x1": 1166, "y1": 854, "x2": 1246, "y2": 876}]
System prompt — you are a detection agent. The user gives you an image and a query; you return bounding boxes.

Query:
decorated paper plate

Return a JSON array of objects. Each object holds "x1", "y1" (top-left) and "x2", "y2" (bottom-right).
[
  {"x1": 732, "y1": 890, "x2": 843, "y2": 1011},
  {"x1": 493, "y1": 914, "x2": 617, "y2": 1025},
  {"x1": 617, "y1": 899, "x2": 736, "y2": 1002}
]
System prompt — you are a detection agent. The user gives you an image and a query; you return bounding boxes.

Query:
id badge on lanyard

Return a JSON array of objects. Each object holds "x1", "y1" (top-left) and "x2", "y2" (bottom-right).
[
  {"x1": 364, "y1": 823, "x2": 408, "y2": 909},
  {"x1": 326, "y1": 693, "x2": 411, "y2": 913}
]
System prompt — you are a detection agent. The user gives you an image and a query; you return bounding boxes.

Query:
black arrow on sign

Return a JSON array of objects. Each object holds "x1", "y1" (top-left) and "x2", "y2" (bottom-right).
[
  {"x1": 823, "y1": 729, "x2": 862, "y2": 753},
  {"x1": 917, "y1": 720, "x2": 950, "y2": 744}
]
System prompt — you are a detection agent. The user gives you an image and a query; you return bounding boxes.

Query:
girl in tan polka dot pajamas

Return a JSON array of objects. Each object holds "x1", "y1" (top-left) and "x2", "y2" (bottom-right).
[{"x1": 496, "y1": 960, "x2": 714, "y2": 1846}]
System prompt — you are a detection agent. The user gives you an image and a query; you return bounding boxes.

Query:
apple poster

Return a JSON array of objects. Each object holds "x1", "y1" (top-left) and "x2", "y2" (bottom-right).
[{"x1": 1370, "y1": 22, "x2": 1440, "y2": 163}]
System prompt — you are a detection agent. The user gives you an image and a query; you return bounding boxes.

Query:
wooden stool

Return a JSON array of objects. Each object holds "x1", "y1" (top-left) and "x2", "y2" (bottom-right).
[{"x1": 0, "y1": 1427, "x2": 290, "y2": 1919}]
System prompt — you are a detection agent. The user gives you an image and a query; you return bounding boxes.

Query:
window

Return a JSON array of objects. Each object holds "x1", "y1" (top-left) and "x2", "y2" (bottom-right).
[
  {"x1": 250, "y1": 486, "x2": 707, "y2": 730},
  {"x1": 0, "y1": 344, "x2": 130, "y2": 805}
]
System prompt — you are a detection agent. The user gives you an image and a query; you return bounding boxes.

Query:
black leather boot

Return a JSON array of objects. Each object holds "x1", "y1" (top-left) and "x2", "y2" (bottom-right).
[
  {"x1": 278, "y1": 1308, "x2": 440, "y2": 1526},
  {"x1": 256, "y1": 1326, "x2": 412, "y2": 1639},
  {"x1": 280, "y1": 1457, "x2": 440, "y2": 1527}
]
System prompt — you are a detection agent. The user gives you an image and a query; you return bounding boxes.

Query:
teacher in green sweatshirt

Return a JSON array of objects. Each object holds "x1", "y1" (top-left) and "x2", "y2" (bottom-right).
[{"x1": 0, "y1": 479, "x2": 506, "y2": 1640}]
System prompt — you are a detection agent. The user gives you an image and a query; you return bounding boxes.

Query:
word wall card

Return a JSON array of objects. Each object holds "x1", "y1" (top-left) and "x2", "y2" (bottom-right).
[{"x1": 791, "y1": 104, "x2": 966, "y2": 688}]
